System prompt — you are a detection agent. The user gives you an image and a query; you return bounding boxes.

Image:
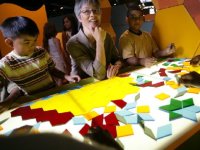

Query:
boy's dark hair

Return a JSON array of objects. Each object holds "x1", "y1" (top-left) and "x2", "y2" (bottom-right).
[
  {"x1": 127, "y1": 5, "x2": 143, "y2": 17},
  {"x1": 0, "y1": 16, "x2": 39, "y2": 39}
]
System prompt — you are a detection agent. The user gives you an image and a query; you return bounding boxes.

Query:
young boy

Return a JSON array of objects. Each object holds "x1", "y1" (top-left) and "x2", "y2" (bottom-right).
[
  {"x1": 119, "y1": 5, "x2": 176, "y2": 67},
  {"x1": 0, "y1": 16, "x2": 80, "y2": 101}
]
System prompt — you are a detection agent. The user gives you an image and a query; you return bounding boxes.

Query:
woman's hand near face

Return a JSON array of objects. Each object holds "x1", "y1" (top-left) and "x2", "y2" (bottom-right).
[{"x1": 91, "y1": 27, "x2": 106, "y2": 44}]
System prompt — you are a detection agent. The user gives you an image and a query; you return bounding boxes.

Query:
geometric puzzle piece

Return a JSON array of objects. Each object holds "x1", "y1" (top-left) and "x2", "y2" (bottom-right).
[
  {"x1": 116, "y1": 114, "x2": 138, "y2": 124},
  {"x1": 137, "y1": 106, "x2": 150, "y2": 113},
  {"x1": 36, "y1": 110, "x2": 58, "y2": 122},
  {"x1": 159, "y1": 104, "x2": 181, "y2": 112},
  {"x1": 169, "y1": 111, "x2": 182, "y2": 121},
  {"x1": 105, "y1": 112, "x2": 119, "y2": 126},
  {"x1": 174, "y1": 86, "x2": 187, "y2": 98},
  {"x1": 151, "y1": 81, "x2": 165, "y2": 87},
  {"x1": 73, "y1": 117, "x2": 86, "y2": 125},
  {"x1": 187, "y1": 88, "x2": 200, "y2": 94},
  {"x1": 11, "y1": 106, "x2": 32, "y2": 117},
  {"x1": 63, "y1": 129, "x2": 72, "y2": 136},
  {"x1": 20, "y1": 108, "x2": 44, "y2": 120},
  {"x1": 183, "y1": 105, "x2": 200, "y2": 113},
  {"x1": 116, "y1": 125, "x2": 134, "y2": 137},
  {"x1": 155, "y1": 93, "x2": 170, "y2": 100},
  {"x1": 123, "y1": 102, "x2": 136, "y2": 110},
  {"x1": 79, "y1": 124, "x2": 90, "y2": 136},
  {"x1": 104, "y1": 106, "x2": 116, "y2": 113},
  {"x1": 91, "y1": 114, "x2": 104, "y2": 128},
  {"x1": 115, "y1": 110, "x2": 134, "y2": 116},
  {"x1": 182, "y1": 98, "x2": 194, "y2": 108},
  {"x1": 50, "y1": 112, "x2": 74, "y2": 126},
  {"x1": 138, "y1": 113, "x2": 154, "y2": 121},
  {"x1": 144, "y1": 122, "x2": 172, "y2": 140},
  {"x1": 112, "y1": 100, "x2": 127, "y2": 109},
  {"x1": 103, "y1": 125, "x2": 117, "y2": 138},
  {"x1": 174, "y1": 109, "x2": 197, "y2": 122},
  {"x1": 84, "y1": 111, "x2": 99, "y2": 121}
]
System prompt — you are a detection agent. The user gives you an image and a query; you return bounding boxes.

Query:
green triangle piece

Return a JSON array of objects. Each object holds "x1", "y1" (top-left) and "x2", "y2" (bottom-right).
[
  {"x1": 183, "y1": 98, "x2": 194, "y2": 108},
  {"x1": 160, "y1": 104, "x2": 182, "y2": 112},
  {"x1": 169, "y1": 111, "x2": 182, "y2": 121}
]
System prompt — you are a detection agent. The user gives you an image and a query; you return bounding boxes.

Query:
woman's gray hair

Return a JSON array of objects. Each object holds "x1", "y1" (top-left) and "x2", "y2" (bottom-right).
[{"x1": 74, "y1": 0, "x2": 101, "y2": 19}]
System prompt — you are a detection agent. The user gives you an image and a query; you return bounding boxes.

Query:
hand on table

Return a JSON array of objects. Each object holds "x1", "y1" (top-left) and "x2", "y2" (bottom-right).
[
  {"x1": 179, "y1": 71, "x2": 200, "y2": 87},
  {"x1": 64, "y1": 75, "x2": 81, "y2": 83},
  {"x1": 140, "y1": 57, "x2": 157, "y2": 68},
  {"x1": 107, "y1": 64, "x2": 120, "y2": 79},
  {"x1": 190, "y1": 55, "x2": 200, "y2": 66}
]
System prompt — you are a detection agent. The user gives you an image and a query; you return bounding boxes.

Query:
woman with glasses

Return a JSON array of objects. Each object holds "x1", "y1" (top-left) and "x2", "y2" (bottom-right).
[
  {"x1": 119, "y1": 5, "x2": 176, "y2": 68},
  {"x1": 66, "y1": 0, "x2": 123, "y2": 80}
]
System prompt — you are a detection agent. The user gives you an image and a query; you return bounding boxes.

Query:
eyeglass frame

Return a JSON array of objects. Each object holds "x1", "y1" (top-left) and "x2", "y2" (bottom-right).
[{"x1": 79, "y1": 8, "x2": 101, "y2": 16}]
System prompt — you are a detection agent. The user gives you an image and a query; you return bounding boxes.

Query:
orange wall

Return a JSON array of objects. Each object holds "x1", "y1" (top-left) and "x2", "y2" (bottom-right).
[
  {"x1": 101, "y1": 0, "x2": 116, "y2": 42},
  {"x1": 0, "y1": 4, "x2": 47, "y2": 56}
]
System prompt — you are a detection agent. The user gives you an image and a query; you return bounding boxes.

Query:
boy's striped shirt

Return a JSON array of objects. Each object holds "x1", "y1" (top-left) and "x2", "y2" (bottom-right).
[{"x1": 0, "y1": 47, "x2": 56, "y2": 95}]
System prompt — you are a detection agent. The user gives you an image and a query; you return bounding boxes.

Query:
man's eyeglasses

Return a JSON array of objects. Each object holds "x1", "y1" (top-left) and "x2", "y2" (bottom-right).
[
  {"x1": 129, "y1": 15, "x2": 144, "y2": 21},
  {"x1": 80, "y1": 8, "x2": 101, "y2": 16}
]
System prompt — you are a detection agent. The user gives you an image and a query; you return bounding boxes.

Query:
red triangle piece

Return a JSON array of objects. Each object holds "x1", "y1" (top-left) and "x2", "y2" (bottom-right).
[
  {"x1": 91, "y1": 114, "x2": 104, "y2": 128},
  {"x1": 139, "y1": 81, "x2": 152, "y2": 87},
  {"x1": 102, "y1": 125, "x2": 117, "y2": 138},
  {"x1": 105, "y1": 112, "x2": 119, "y2": 126},
  {"x1": 79, "y1": 124, "x2": 90, "y2": 136},
  {"x1": 11, "y1": 106, "x2": 31, "y2": 117},
  {"x1": 36, "y1": 110, "x2": 58, "y2": 122},
  {"x1": 21, "y1": 108, "x2": 44, "y2": 120},
  {"x1": 112, "y1": 100, "x2": 127, "y2": 108},
  {"x1": 151, "y1": 81, "x2": 165, "y2": 87},
  {"x1": 50, "y1": 112, "x2": 74, "y2": 126}
]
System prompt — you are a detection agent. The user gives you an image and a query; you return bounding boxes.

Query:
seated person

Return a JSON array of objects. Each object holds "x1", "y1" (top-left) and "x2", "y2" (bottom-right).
[
  {"x1": 119, "y1": 5, "x2": 176, "y2": 67},
  {"x1": 179, "y1": 55, "x2": 200, "y2": 87},
  {"x1": 67, "y1": 0, "x2": 123, "y2": 80},
  {"x1": 0, "y1": 16, "x2": 80, "y2": 100}
]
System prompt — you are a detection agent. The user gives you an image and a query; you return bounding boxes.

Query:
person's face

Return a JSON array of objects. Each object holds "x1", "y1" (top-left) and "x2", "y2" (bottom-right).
[
  {"x1": 127, "y1": 10, "x2": 144, "y2": 32},
  {"x1": 12, "y1": 35, "x2": 37, "y2": 56},
  {"x1": 64, "y1": 17, "x2": 72, "y2": 30},
  {"x1": 78, "y1": 3, "x2": 101, "y2": 31}
]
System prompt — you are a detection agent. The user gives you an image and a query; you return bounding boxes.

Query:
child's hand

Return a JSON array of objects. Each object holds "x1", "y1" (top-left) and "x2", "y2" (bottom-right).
[
  {"x1": 64, "y1": 75, "x2": 81, "y2": 83},
  {"x1": 164, "y1": 43, "x2": 176, "y2": 56},
  {"x1": 140, "y1": 57, "x2": 157, "y2": 68},
  {"x1": 179, "y1": 71, "x2": 200, "y2": 87},
  {"x1": 107, "y1": 64, "x2": 119, "y2": 79},
  {"x1": 190, "y1": 55, "x2": 200, "y2": 66}
]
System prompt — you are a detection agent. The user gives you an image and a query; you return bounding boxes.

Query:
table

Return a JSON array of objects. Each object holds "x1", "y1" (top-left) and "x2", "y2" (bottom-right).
[{"x1": 0, "y1": 58, "x2": 200, "y2": 150}]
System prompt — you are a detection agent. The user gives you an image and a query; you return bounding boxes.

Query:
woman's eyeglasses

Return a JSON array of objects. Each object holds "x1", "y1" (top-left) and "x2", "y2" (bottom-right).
[{"x1": 80, "y1": 8, "x2": 101, "y2": 16}]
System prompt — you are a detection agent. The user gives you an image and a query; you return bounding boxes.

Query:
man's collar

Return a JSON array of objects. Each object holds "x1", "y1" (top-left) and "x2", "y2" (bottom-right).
[{"x1": 129, "y1": 28, "x2": 142, "y2": 36}]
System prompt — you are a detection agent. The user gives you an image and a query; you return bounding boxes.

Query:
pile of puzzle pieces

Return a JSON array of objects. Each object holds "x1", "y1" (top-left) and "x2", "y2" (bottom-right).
[{"x1": 159, "y1": 98, "x2": 200, "y2": 121}]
